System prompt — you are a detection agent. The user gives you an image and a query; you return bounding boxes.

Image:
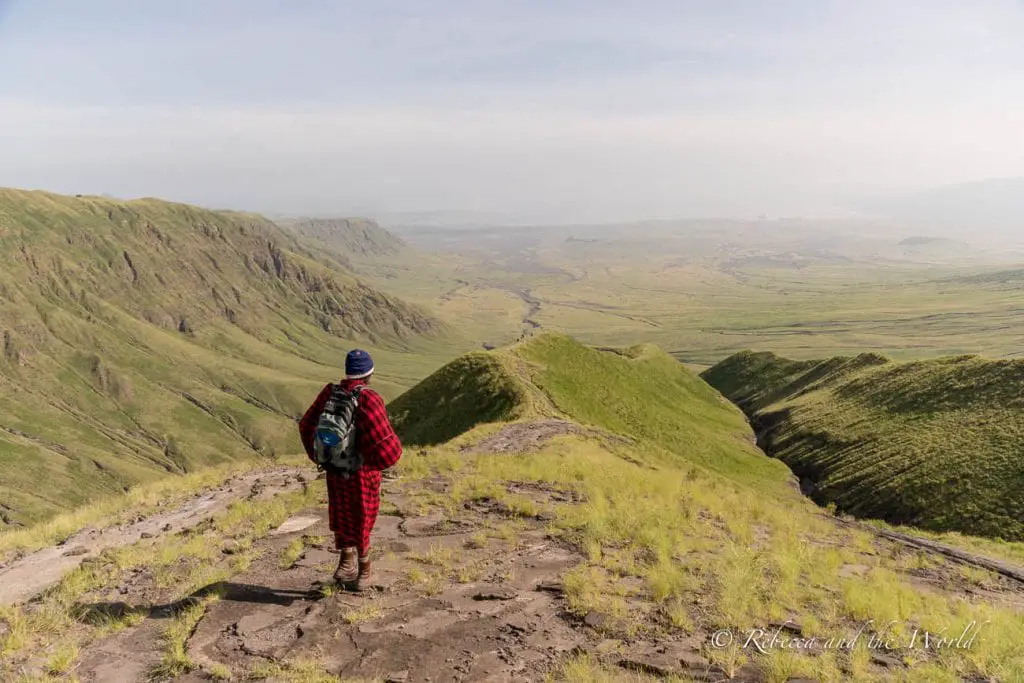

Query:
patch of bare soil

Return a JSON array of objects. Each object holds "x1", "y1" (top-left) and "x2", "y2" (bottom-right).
[
  {"x1": 0, "y1": 467, "x2": 312, "y2": 607},
  {"x1": 464, "y1": 420, "x2": 630, "y2": 455}
]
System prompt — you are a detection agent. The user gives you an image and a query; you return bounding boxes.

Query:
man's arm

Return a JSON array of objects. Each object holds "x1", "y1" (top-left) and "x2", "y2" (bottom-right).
[
  {"x1": 357, "y1": 390, "x2": 403, "y2": 471},
  {"x1": 298, "y1": 383, "x2": 333, "y2": 462}
]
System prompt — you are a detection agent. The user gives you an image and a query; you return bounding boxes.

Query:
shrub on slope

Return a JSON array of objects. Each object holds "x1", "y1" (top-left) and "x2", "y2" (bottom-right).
[{"x1": 703, "y1": 351, "x2": 1024, "y2": 540}]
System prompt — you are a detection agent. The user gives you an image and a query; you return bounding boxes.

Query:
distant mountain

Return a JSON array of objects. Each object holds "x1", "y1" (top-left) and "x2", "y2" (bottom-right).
[
  {"x1": 897, "y1": 236, "x2": 969, "y2": 247},
  {"x1": 0, "y1": 188, "x2": 442, "y2": 526},
  {"x1": 856, "y1": 177, "x2": 1024, "y2": 243},
  {"x1": 279, "y1": 217, "x2": 408, "y2": 258}
]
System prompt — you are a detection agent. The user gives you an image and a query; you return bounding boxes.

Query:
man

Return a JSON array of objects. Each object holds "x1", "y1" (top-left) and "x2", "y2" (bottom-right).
[{"x1": 299, "y1": 349, "x2": 402, "y2": 590}]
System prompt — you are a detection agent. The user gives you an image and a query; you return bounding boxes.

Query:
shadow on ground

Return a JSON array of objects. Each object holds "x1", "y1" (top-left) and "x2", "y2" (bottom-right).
[{"x1": 74, "y1": 581, "x2": 324, "y2": 624}]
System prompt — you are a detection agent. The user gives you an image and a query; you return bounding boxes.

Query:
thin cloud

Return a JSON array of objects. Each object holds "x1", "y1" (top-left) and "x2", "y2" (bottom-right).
[{"x1": 0, "y1": 1, "x2": 1022, "y2": 221}]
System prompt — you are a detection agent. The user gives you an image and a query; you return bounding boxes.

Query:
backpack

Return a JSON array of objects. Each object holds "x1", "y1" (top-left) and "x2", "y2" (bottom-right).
[{"x1": 312, "y1": 384, "x2": 365, "y2": 477}]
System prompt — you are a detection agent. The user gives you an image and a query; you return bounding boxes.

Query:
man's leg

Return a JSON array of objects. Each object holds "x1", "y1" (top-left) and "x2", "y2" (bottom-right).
[
  {"x1": 355, "y1": 472, "x2": 382, "y2": 590},
  {"x1": 327, "y1": 476, "x2": 361, "y2": 587}
]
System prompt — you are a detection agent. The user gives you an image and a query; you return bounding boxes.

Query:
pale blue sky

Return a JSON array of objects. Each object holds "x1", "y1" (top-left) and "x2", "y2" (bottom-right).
[{"x1": 1, "y1": 1, "x2": 1022, "y2": 221}]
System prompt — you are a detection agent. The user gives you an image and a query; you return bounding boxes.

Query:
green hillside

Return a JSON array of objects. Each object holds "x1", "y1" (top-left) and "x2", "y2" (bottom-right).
[
  {"x1": 703, "y1": 350, "x2": 1024, "y2": 540},
  {"x1": 0, "y1": 189, "x2": 458, "y2": 527},
  {"x1": 394, "y1": 333, "x2": 796, "y2": 495},
  {"x1": 389, "y1": 352, "x2": 535, "y2": 447}
]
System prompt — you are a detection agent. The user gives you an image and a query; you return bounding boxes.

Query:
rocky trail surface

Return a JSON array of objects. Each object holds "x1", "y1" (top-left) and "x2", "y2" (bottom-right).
[
  {"x1": 67, "y1": 475, "x2": 603, "y2": 682},
  {"x1": 0, "y1": 468, "x2": 312, "y2": 607},
  {"x1": 62, "y1": 482, "x2": 1024, "y2": 681}
]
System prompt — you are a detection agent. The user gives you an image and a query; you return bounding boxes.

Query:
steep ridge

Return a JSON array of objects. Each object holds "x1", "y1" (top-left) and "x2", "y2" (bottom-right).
[
  {"x1": 0, "y1": 189, "x2": 448, "y2": 527},
  {"x1": 703, "y1": 350, "x2": 1024, "y2": 540}
]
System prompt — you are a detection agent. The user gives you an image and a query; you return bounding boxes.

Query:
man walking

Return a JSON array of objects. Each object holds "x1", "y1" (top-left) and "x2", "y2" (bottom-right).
[{"x1": 299, "y1": 349, "x2": 402, "y2": 590}]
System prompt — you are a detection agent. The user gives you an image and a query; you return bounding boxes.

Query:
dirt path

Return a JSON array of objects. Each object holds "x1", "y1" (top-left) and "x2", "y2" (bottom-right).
[
  {"x1": 67, "y1": 476, "x2": 611, "y2": 682},
  {"x1": 62, "y1": 469, "x2": 717, "y2": 682},
  {"x1": 0, "y1": 467, "x2": 311, "y2": 607}
]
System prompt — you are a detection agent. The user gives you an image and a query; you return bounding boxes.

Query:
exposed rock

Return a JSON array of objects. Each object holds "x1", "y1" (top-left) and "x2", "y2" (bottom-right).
[
  {"x1": 271, "y1": 515, "x2": 321, "y2": 536},
  {"x1": 595, "y1": 639, "x2": 623, "y2": 654},
  {"x1": 871, "y1": 652, "x2": 904, "y2": 669},
  {"x1": 769, "y1": 618, "x2": 804, "y2": 635},
  {"x1": 618, "y1": 654, "x2": 679, "y2": 677},
  {"x1": 235, "y1": 612, "x2": 282, "y2": 637},
  {"x1": 679, "y1": 650, "x2": 710, "y2": 669},
  {"x1": 535, "y1": 580, "x2": 564, "y2": 594},
  {"x1": 473, "y1": 589, "x2": 518, "y2": 601}
]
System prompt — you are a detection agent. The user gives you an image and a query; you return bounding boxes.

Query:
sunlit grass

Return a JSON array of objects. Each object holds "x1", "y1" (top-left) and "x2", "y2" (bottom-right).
[
  {"x1": 152, "y1": 595, "x2": 220, "y2": 678},
  {"x1": 0, "y1": 485, "x2": 320, "y2": 678},
  {"x1": 280, "y1": 537, "x2": 306, "y2": 569},
  {"x1": 247, "y1": 657, "x2": 381, "y2": 682}
]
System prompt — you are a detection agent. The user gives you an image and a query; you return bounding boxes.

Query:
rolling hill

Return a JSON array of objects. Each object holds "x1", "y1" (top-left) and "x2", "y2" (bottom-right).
[
  {"x1": 0, "y1": 188, "x2": 457, "y2": 527},
  {"x1": 702, "y1": 350, "x2": 1024, "y2": 540},
  {"x1": 391, "y1": 333, "x2": 795, "y2": 492}
]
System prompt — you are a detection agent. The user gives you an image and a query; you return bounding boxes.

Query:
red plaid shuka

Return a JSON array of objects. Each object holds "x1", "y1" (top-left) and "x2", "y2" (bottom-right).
[{"x1": 298, "y1": 379, "x2": 402, "y2": 556}]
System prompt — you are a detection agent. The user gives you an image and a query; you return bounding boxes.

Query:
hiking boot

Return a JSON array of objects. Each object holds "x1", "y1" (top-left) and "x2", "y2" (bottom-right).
[
  {"x1": 334, "y1": 547, "x2": 359, "y2": 588},
  {"x1": 356, "y1": 554, "x2": 373, "y2": 590}
]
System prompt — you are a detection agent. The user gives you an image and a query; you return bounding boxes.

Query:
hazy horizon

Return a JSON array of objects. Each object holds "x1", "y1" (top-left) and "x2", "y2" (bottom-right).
[{"x1": 2, "y1": 1, "x2": 1023, "y2": 224}]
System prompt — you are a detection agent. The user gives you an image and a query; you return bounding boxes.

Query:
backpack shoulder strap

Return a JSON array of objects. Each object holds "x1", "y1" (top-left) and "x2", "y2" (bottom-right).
[{"x1": 329, "y1": 383, "x2": 366, "y2": 407}]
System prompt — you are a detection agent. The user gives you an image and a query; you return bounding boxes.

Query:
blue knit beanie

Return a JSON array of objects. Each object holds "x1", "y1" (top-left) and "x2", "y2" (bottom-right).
[{"x1": 345, "y1": 349, "x2": 374, "y2": 379}]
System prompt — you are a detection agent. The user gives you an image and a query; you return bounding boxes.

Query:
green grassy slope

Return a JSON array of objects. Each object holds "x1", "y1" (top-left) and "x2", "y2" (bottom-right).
[
  {"x1": 388, "y1": 352, "x2": 532, "y2": 446},
  {"x1": 0, "y1": 189, "x2": 461, "y2": 527},
  {"x1": 392, "y1": 332, "x2": 796, "y2": 496},
  {"x1": 513, "y1": 335, "x2": 795, "y2": 492},
  {"x1": 389, "y1": 334, "x2": 1024, "y2": 681},
  {"x1": 702, "y1": 350, "x2": 1024, "y2": 540}
]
